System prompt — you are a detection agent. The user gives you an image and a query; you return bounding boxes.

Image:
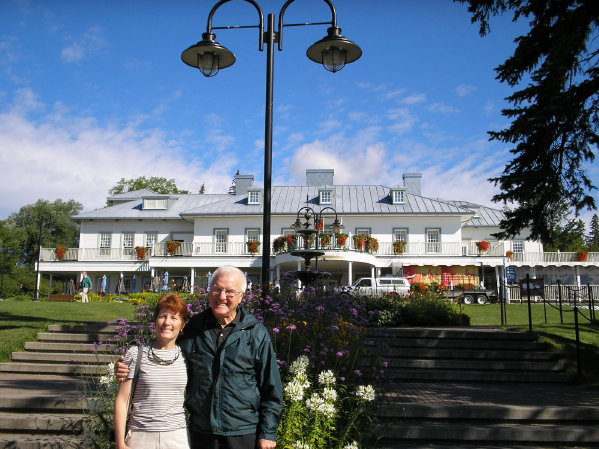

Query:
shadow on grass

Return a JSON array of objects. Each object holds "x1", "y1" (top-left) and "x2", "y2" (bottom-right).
[{"x1": 534, "y1": 330, "x2": 599, "y2": 387}]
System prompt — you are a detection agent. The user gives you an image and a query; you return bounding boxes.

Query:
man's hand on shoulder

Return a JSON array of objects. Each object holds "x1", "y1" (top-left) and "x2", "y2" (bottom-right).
[
  {"x1": 257, "y1": 439, "x2": 276, "y2": 449},
  {"x1": 114, "y1": 356, "x2": 130, "y2": 382}
]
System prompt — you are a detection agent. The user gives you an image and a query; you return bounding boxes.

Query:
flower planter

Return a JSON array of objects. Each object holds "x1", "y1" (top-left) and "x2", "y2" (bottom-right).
[
  {"x1": 166, "y1": 240, "x2": 181, "y2": 256},
  {"x1": 54, "y1": 246, "x2": 67, "y2": 261},
  {"x1": 476, "y1": 240, "x2": 490, "y2": 254},
  {"x1": 576, "y1": 250, "x2": 589, "y2": 262},
  {"x1": 135, "y1": 246, "x2": 148, "y2": 260},
  {"x1": 336, "y1": 233, "x2": 348, "y2": 247},
  {"x1": 393, "y1": 241, "x2": 406, "y2": 255},
  {"x1": 246, "y1": 241, "x2": 261, "y2": 255}
]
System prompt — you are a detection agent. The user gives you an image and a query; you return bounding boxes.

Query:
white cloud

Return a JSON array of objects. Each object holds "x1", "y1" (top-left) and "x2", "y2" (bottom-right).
[
  {"x1": 429, "y1": 102, "x2": 459, "y2": 114},
  {"x1": 400, "y1": 93, "x2": 426, "y2": 105},
  {"x1": 455, "y1": 84, "x2": 477, "y2": 97},
  {"x1": 0, "y1": 89, "x2": 238, "y2": 218},
  {"x1": 61, "y1": 27, "x2": 108, "y2": 63},
  {"x1": 387, "y1": 108, "x2": 417, "y2": 134}
]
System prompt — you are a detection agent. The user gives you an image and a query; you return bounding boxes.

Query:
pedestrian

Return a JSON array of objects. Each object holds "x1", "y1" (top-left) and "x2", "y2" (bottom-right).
[
  {"x1": 114, "y1": 293, "x2": 190, "y2": 449},
  {"x1": 116, "y1": 265, "x2": 283, "y2": 449},
  {"x1": 81, "y1": 272, "x2": 92, "y2": 303}
]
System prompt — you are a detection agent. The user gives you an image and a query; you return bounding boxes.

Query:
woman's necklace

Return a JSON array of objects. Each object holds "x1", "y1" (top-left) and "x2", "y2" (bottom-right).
[{"x1": 149, "y1": 342, "x2": 180, "y2": 365}]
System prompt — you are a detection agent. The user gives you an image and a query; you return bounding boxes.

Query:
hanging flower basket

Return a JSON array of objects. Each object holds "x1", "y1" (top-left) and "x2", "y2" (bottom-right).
[
  {"x1": 273, "y1": 236, "x2": 286, "y2": 253},
  {"x1": 505, "y1": 250, "x2": 514, "y2": 261},
  {"x1": 315, "y1": 218, "x2": 324, "y2": 231},
  {"x1": 54, "y1": 245, "x2": 67, "y2": 260},
  {"x1": 246, "y1": 240, "x2": 261, "y2": 254},
  {"x1": 367, "y1": 236, "x2": 379, "y2": 253},
  {"x1": 135, "y1": 246, "x2": 148, "y2": 260},
  {"x1": 353, "y1": 235, "x2": 367, "y2": 251},
  {"x1": 336, "y1": 233, "x2": 348, "y2": 247},
  {"x1": 393, "y1": 240, "x2": 406, "y2": 255},
  {"x1": 576, "y1": 250, "x2": 589, "y2": 262},
  {"x1": 166, "y1": 240, "x2": 181, "y2": 256},
  {"x1": 285, "y1": 234, "x2": 296, "y2": 250},
  {"x1": 476, "y1": 240, "x2": 490, "y2": 253},
  {"x1": 319, "y1": 233, "x2": 331, "y2": 248}
]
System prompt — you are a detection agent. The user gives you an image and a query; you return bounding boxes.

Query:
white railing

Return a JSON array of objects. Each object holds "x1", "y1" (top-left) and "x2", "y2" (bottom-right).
[
  {"x1": 507, "y1": 284, "x2": 599, "y2": 302},
  {"x1": 40, "y1": 244, "x2": 599, "y2": 263}
]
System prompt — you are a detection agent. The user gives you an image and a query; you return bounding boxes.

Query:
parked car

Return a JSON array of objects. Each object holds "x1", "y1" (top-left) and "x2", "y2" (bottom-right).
[{"x1": 350, "y1": 276, "x2": 411, "y2": 296}]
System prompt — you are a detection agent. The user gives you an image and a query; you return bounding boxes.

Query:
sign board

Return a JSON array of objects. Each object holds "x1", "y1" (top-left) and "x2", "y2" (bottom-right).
[
  {"x1": 505, "y1": 266, "x2": 517, "y2": 283},
  {"x1": 519, "y1": 278, "x2": 544, "y2": 296}
]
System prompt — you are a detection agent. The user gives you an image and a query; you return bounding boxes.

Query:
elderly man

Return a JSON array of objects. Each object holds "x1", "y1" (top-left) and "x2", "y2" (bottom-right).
[{"x1": 117, "y1": 266, "x2": 283, "y2": 449}]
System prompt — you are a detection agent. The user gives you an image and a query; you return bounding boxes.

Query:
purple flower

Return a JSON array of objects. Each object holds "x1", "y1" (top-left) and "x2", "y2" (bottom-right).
[
  {"x1": 336, "y1": 351, "x2": 344, "y2": 357},
  {"x1": 383, "y1": 361, "x2": 389, "y2": 367},
  {"x1": 354, "y1": 370, "x2": 363, "y2": 376},
  {"x1": 272, "y1": 327, "x2": 280, "y2": 334},
  {"x1": 286, "y1": 324, "x2": 297, "y2": 331},
  {"x1": 315, "y1": 306, "x2": 325, "y2": 312}
]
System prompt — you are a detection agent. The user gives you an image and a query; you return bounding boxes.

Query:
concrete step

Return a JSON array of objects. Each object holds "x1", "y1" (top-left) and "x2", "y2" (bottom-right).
[
  {"x1": 0, "y1": 434, "x2": 83, "y2": 449},
  {"x1": 371, "y1": 347, "x2": 557, "y2": 360},
  {"x1": 377, "y1": 403, "x2": 599, "y2": 421},
  {"x1": 11, "y1": 352, "x2": 117, "y2": 364},
  {"x1": 382, "y1": 422, "x2": 599, "y2": 443},
  {"x1": 0, "y1": 362, "x2": 107, "y2": 375},
  {"x1": 0, "y1": 411, "x2": 83, "y2": 432},
  {"x1": 0, "y1": 396, "x2": 86, "y2": 412},
  {"x1": 36, "y1": 332, "x2": 116, "y2": 343},
  {"x1": 367, "y1": 327, "x2": 536, "y2": 340},
  {"x1": 47, "y1": 323, "x2": 121, "y2": 333},
  {"x1": 382, "y1": 368, "x2": 573, "y2": 383},
  {"x1": 370, "y1": 358, "x2": 566, "y2": 372},
  {"x1": 24, "y1": 342, "x2": 114, "y2": 353},
  {"x1": 368, "y1": 337, "x2": 549, "y2": 351}
]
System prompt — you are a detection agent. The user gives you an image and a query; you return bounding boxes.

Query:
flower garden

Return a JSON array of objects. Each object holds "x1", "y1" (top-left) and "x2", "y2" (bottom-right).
[{"x1": 82, "y1": 285, "x2": 468, "y2": 449}]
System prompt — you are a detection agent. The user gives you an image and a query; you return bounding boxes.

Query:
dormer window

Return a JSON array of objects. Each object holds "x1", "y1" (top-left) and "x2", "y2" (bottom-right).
[
  {"x1": 248, "y1": 190, "x2": 262, "y2": 205},
  {"x1": 471, "y1": 206, "x2": 481, "y2": 218},
  {"x1": 390, "y1": 188, "x2": 405, "y2": 204},
  {"x1": 319, "y1": 189, "x2": 333, "y2": 204},
  {"x1": 143, "y1": 198, "x2": 167, "y2": 210}
]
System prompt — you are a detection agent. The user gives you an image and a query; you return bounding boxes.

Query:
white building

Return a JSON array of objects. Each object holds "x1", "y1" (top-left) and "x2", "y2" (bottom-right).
[{"x1": 38, "y1": 169, "x2": 599, "y2": 295}]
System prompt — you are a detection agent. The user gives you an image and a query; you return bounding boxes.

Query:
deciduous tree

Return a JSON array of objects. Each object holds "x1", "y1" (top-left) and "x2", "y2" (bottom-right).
[
  {"x1": 457, "y1": 0, "x2": 598, "y2": 242},
  {"x1": 109, "y1": 176, "x2": 190, "y2": 196}
]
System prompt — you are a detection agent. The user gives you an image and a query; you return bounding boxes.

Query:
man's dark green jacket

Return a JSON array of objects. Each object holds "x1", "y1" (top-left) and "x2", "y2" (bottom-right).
[{"x1": 180, "y1": 307, "x2": 284, "y2": 441}]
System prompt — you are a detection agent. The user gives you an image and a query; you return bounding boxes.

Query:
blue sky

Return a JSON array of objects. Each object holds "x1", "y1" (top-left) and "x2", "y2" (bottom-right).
[{"x1": 1, "y1": 0, "x2": 597, "y2": 223}]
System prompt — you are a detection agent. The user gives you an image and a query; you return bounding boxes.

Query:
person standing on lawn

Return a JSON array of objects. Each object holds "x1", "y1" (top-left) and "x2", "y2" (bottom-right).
[{"x1": 81, "y1": 272, "x2": 92, "y2": 302}]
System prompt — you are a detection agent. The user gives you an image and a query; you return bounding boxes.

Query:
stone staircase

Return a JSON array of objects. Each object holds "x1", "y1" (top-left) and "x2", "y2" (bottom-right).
[
  {"x1": 0, "y1": 323, "x2": 118, "y2": 449},
  {"x1": 364, "y1": 327, "x2": 599, "y2": 448},
  {"x1": 2, "y1": 324, "x2": 599, "y2": 448}
]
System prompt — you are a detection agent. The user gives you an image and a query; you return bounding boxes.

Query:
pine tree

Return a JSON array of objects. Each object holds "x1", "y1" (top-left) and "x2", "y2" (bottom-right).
[
  {"x1": 587, "y1": 214, "x2": 599, "y2": 251},
  {"x1": 458, "y1": 0, "x2": 598, "y2": 242}
]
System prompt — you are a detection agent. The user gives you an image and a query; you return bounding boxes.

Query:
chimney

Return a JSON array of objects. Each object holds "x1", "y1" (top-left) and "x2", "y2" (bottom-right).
[
  {"x1": 234, "y1": 173, "x2": 254, "y2": 195},
  {"x1": 306, "y1": 169, "x2": 334, "y2": 186},
  {"x1": 402, "y1": 173, "x2": 422, "y2": 196}
]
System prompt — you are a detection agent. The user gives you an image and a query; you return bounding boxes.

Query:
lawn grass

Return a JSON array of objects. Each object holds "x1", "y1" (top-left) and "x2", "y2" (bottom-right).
[
  {"x1": 0, "y1": 300, "x2": 135, "y2": 362},
  {"x1": 463, "y1": 303, "x2": 599, "y2": 385}
]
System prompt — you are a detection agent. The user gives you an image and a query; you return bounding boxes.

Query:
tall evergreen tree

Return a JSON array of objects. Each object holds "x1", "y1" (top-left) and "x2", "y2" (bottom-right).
[
  {"x1": 587, "y1": 213, "x2": 599, "y2": 251},
  {"x1": 457, "y1": 0, "x2": 598, "y2": 242}
]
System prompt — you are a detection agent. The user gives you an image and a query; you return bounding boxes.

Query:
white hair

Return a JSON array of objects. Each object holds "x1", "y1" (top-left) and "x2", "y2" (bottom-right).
[{"x1": 212, "y1": 266, "x2": 247, "y2": 292}]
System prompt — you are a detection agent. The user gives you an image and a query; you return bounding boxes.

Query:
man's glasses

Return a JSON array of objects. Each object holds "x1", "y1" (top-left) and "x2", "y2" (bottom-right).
[{"x1": 210, "y1": 288, "x2": 243, "y2": 299}]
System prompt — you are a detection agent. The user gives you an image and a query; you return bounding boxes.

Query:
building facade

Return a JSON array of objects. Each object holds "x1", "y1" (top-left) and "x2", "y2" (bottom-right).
[{"x1": 38, "y1": 169, "x2": 599, "y2": 296}]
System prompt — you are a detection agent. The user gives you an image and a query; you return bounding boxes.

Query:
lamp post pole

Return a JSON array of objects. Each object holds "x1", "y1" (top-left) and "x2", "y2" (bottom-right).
[
  {"x1": 33, "y1": 219, "x2": 43, "y2": 302},
  {"x1": 182, "y1": 0, "x2": 361, "y2": 296}
]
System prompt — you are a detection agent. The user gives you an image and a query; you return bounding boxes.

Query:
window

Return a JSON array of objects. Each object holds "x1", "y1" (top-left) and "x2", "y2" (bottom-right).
[
  {"x1": 393, "y1": 228, "x2": 408, "y2": 242},
  {"x1": 99, "y1": 233, "x2": 111, "y2": 256},
  {"x1": 512, "y1": 240, "x2": 524, "y2": 253},
  {"x1": 122, "y1": 233, "x2": 134, "y2": 256},
  {"x1": 145, "y1": 233, "x2": 157, "y2": 255},
  {"x1": 356, "y1": 228, "x2": 370, "y2": 236},
  {"x1": 391, "y1": 189, "x2": 405, "y2": 204},
  {"x1": 356, "y1": 279, "x2": 372, "y2": 287},
  {"x1": 426, "y1": 228, "x2": 441, "y2": 253},
  {"x1": 246, "y1": 229, "x2": 260, "y2": 242},
  {"x1": 248, "y1": 191, "x2": 261, "y2": 205},
  {"x1": 319, "y1": 190, "x2": 332, "y2": 204},
  {"x1": 214, "y1": 229, "x2": 228, "y2": 253},
  {"x1": 282, "y1": 228, "x2": 296, "y2": 236},
  {"x1": 143, "y1": 198, "x2": 167, "y2": 210}
]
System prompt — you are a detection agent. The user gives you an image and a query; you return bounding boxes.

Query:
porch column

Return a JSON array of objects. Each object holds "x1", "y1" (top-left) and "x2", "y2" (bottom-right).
[
  {"x1": 190, "y1": 268, "x2": 195, "y2": 292},
  {"x1": 276, "y1": 265, "x2": 281, "y2": 282},
  {"x1": 575, "y1": 265, "x2": 581, "y2": 286},
  {"x1": 49, "y1": 274, "x2": 53, "y2": 291},
  {"x1": 151, "y1": 268, "x2": 155, "y2": 278},
  {"x1": 371, "y1": 266, "x2": 376, "y2": 279},
  {"x1": 348, "y1": 261, "x2": 353, "y2": 285}
]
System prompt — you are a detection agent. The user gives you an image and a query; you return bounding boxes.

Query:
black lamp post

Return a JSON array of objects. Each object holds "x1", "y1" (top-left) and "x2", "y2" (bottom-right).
[{"x1": 181, "y1": 0, "x2": 361, "y2": 295}]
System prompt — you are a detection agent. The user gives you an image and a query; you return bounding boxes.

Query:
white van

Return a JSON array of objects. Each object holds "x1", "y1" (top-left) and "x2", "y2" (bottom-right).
[{"x1": 350, "y1": 276, "x2": 411, "y2": 296}]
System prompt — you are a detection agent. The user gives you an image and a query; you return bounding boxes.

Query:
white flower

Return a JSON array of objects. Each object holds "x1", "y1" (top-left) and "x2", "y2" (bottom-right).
[
  {"x1": 318, "y1": 369, "x2": 336, "y2": 386},
  {"x1": 306, "y1": 393, "x2": 337, "y2": 418},
  {"x1": 289, "y1": 356, "x2": 310, "y2": 377},
  {"x1": 284, "y1": 379, "x2": 310, "y2": 402},
  {"x1": 355, "y1": 385, "x2": 376, "y2": 402},
  {"x1": 293, "y1": 441, "x2": 311, "y2": 449},
  {"x1": 322, "y1": 387, "x2": 338, "y2": 402},
  {"x1": 343, "y1": 441, "x2": 359, "y2": 449}
]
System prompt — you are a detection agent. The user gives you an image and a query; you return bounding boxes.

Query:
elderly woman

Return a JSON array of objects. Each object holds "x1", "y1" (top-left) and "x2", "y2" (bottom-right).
[{"x1": 114, "y1": 293, "x2": 190, "y2": 449}]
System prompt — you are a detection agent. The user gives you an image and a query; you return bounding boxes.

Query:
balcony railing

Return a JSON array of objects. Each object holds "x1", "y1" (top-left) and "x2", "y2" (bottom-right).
[{"x1": 41, "y1": 241, "x2": 599, "y2": 264}]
